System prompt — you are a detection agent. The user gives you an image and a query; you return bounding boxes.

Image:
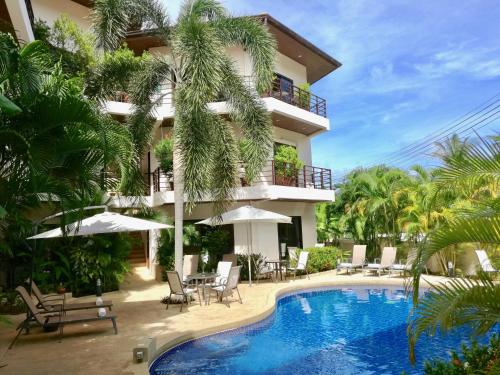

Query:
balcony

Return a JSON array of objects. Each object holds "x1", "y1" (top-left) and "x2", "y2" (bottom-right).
[
  {"x1": 262, "y1": 77, "x2": 327, "y2": 118},
  {"x1": 151, "y1": 160, "x2": 332, "y2": 193}
]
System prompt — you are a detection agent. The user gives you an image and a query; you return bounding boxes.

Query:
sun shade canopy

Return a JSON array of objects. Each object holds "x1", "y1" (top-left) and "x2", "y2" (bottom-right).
[
  {"x1": 27, "y1": 212, "x2": 172, "y2": 239},
  {"x1": 195, "y1": 205, "x2": 292, "y2": 226}
]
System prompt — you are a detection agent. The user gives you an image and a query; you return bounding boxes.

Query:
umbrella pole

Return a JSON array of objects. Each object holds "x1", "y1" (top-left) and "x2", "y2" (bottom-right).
[{"x1": 247, "y1": 221, "x2": 252, "y2": 287}]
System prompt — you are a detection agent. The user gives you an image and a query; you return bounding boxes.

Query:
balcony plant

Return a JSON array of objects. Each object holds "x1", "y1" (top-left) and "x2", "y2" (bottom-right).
[
  {"x1": 296, "y1": 83, "x2": 311, "y2": 111},
  {"x1": 153, "y1": 138, "x2": 174, "y2": 190},
  {"x1": 274, "y1": 145, "x2": 304, "y2": 186}
]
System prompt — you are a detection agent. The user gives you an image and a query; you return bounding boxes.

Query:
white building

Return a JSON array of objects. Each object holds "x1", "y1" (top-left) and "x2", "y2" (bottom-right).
[{"x1": 2, "y1": 0, "x2": 341, "y2": 275}]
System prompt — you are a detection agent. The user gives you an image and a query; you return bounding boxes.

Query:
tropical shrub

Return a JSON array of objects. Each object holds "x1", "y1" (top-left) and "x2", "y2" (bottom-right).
[
  {"x1": 0, "y1": 291, "x2": 25, "y2": 314},
  {"x1": 424, "y1": 334, "x2": 499, "y2": 374},
  {"x1": 237, "y1": 253, "x2": 264, "y2": 281},
  {"x1": 69, "y1": 234, "x2": 131, "y2": 296},
  {"x1": 274, "y1": 145, "x2": 304, "y2": 186},
  {"x1": 296, "y1": 247, "x2": 342, "y2": 273},
  {"x1": 202, "y1": 228, "x2": 231, "y2": 271},
  {"x1": 153, "y1": 138, "x2": 174, "y2": 173}
]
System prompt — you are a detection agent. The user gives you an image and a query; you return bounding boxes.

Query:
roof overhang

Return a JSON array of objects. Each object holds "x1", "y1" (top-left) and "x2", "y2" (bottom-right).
[
  {"x1": 256, "y1": 14, "x2": 341, "y2": 83},
  {"x1": 123, "y1": 14, "x2": 341, "y2": 82}
]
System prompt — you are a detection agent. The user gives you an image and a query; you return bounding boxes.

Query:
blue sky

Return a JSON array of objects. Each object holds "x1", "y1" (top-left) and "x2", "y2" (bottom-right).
[{"x1": 164, "y1": 0, "x2": 500, "y2": 178}]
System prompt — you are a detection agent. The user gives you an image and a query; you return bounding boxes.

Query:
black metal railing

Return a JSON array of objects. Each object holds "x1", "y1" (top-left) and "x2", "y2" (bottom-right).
[
  {"x1": 107, "y1": 77, "x2": 326, "y2": 117},
  {"x1": 151, "y1": 161, "x2": 332, "y2": 193},
  {"x1": 108, "y1": 83, "x2": 173, "y2": 106},
  {"x1": 263, "y1": 77, "x2": 327, "y2": 117}
]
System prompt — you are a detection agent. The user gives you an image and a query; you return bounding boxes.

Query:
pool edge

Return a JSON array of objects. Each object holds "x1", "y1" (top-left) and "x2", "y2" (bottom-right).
[{"x1": 148, "y1": 275, "x2": 427, "y2": 370}]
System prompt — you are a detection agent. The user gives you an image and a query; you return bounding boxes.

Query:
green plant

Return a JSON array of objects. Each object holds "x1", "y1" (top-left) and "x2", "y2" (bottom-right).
[
  {"x1": 409, "y1": 136, "x2": 500, "y2": 364},
  {"x1": 424, "y1": 334, "x2": 499, "y2": 374},
  {"x1": 93, "y1": 0, "x2": 276, "y2": 274},
  {"x1": 237, "y1": 253, "x2": 264, "y2": 281},
  {"x1": 296, "y1": 247, "x2": 341, "y2": 273},
  {"x1": 202, "y1": 228, "x2": 231, "y2": 271},
  {"x1": 69, "y1": 233, "x2": 131, "y2": 296},
  {"x1": 296, "y1": 82, "x2": 311, "y2": 109},
  {"x1": 156, "y1": 227, "x2": 175, "y2": 271},
  {"x1": 154, "y1": 138, "x2": 174, "y2": 173},
  {"x1": 274, "y1": 145, "x2": 304, "y2": 185}
]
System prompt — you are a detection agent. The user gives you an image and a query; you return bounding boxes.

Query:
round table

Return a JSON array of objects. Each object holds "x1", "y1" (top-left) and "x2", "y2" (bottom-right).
[
  {"x1": 265, "y1": 259, "x2": 288, "y2": 281},
  {"x1": 186, "y1": 272, "x2": 219, "y2": 305}
]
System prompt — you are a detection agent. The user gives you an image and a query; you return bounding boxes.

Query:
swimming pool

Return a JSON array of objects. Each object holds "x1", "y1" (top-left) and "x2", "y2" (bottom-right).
[{"x1": 150, "y1": 286, "x2": 490, "y2": 374}]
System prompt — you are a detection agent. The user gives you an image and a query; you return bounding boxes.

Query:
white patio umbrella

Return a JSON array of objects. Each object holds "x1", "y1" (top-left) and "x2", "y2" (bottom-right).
[
  {"x1": 196, "y1": 205, "x2": 292, "y2": 286},
  {"x1": 26, "y1": 210, "x2": 172, "y2": 294},
  {"x1": 28, "y1": 211, "x2": 172, "y2": 239}
]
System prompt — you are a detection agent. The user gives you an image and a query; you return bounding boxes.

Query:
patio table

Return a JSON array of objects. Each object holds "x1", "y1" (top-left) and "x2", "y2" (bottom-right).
[
  {"x1": 186, "y1": 272, "x2": 219, "y2": 305},
  {"x1": 265, "y1": 259, "x2": 288, "y2": 281}
]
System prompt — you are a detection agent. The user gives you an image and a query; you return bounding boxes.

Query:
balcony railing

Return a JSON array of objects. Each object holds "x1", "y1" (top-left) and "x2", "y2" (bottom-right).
[
  {"x1": 108, "y1": 83, "x2": 173, "y2": 106},
  {"x1": 151, "y1": 161, "x2": 332, "y2": 193},
  {"x1": 107, "y1": 77, "x2": 326, "y2": 117},
  {"x1": 262, "y1": 77, "x2": 327, "y2": 118}
]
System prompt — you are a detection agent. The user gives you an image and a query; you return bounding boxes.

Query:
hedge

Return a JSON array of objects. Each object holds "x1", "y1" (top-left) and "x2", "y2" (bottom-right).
[{"x1": 296, "y1": 246, "x2": 342, "y2": 273}]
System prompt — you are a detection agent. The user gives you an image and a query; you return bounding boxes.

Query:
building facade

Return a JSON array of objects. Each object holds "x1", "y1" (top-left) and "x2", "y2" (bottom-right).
[{"x1": 1, "y1": 0, "x2": 341, "y2": 275}]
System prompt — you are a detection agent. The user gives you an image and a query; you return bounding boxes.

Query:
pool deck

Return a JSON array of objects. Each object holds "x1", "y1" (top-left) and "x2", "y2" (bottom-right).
[{"x1": 0, "y1": 266, "x2": 449, "y2": 374}]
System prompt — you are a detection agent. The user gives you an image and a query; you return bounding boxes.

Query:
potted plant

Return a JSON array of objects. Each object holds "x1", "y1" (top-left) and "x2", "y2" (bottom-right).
[
  {"x1": 153, "y1": 138, "x2": 174, "y2": 190},
  {"x1": 296, "y1": 82, "x2": 311, "y2": 110},
  {"x1": 274, "y1": 145, "x2": 304, "y2": 186}
]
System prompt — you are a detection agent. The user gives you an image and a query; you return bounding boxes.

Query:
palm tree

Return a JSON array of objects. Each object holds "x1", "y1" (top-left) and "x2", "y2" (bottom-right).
[
  {"x1": 408, "y1": 135, "x2": 500, "y2": 364},
  {"x1": 92, "y1": 0, "x2": 276, "y2": 274}
]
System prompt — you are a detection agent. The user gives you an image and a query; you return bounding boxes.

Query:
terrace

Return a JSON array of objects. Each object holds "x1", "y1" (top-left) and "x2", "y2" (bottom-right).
[
  {"x1": 151, "y1": 160, "x2": 333, "y2": 193},
  {"x1": 107, "y1": 76, "x2": 327, "y2": 118}
]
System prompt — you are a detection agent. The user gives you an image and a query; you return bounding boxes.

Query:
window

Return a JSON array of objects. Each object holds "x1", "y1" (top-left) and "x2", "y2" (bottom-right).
[{"x1": 278, "y1": 216, "x2": 303, "y2": 248}]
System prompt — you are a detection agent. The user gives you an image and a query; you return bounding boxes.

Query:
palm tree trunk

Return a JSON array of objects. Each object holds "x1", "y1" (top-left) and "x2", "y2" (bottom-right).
[{"x1": 173, "y1": 140, "x2": 184, "y2": 277}]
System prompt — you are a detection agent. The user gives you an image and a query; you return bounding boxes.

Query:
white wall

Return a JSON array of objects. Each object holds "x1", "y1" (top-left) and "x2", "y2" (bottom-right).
[
  {"x1": 32, "y1": 0, "x2": 92, "y2": 32},
  {"x1": 274, "y1": 127, "x2": 312, "y2": 165}
]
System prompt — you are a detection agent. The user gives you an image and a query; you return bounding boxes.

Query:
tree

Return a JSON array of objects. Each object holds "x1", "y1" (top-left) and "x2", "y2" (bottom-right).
[
  {"x1": 0, "y1": 33, "x2": 134, "y2": 288},
  {"x1": 408, "y1": 135, "x2": 500, "y2": 364},
  {"x1": 92, "y1": 0, "x2": 276, "y2": 274}
]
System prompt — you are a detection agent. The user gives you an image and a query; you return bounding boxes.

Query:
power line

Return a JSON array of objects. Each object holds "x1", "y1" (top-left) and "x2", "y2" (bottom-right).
[
  {"x1": 381, "y1": 91, "x2": 500, "y2": 160},
  {"x1": 385, "y1": 108, "x2": 500, "y2": 167}
]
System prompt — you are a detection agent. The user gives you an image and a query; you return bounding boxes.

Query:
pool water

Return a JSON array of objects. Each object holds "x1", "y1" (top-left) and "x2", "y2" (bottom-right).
[{"x1": 150, "y1": 287, "x2": 493, "y2": 374}]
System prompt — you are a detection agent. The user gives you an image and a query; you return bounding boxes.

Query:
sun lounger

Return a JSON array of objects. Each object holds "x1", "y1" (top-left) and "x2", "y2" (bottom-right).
[
  {"x1": 364, "y1": 247, "x2": 397, "y2": 276},
  {"x1": 389, "y1": 248, "x2": 429, "y2": 276},
  {"x1": 28, "y1": 280, "x2": 113, "y2": 312},
  {"x1": 10, "y1": 286, "x2": 117, "y2": 349},
  {"x1": 337, "y1": 245, "x2": 366, "y2": 274}
]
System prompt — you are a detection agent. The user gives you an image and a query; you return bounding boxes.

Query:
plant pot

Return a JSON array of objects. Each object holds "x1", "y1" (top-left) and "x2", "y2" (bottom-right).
[
  {"x1": 154, "y1": 264, "x2": 165, "y2": 282},
  {"x1": 275, "y1": 175, "x2": 297, "y2": 187},
  {"x1": 57, "y1": 286, "x2": 66, "y2": 295}
]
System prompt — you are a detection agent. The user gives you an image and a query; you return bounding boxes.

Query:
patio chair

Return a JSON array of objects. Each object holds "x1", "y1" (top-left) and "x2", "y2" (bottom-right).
[
  {"x1": 475, "y1": 250, "x2": 498, "y2": 274},
  {"x1": 212, "y1": 261, "x2": 233, "y2": 286},
  {"x1": 28, "y1": 280, "x2": 113, "y2": 312},
  {"x1": 182, "y1": 254, "x2": 199, "y2": 284},
  {"x1": 208, "y1": 266, "x2": 243, "y2": 306},
  {"x1": 166, "y1": 271, "x2": 200, "y2": 312},
  {"x1": 364, "y1": 247, "x2": 397, "y2": 276},
  {"x1": 254, "y1": 257, "x2": 275, "y2": 283},
  {"x1": 389, "y1": 248, "x2": 428, "y2": 276},
  {"x1": 10, "y1": 286, "x2": 117, "y2": 349},
  {"x1": 337, "y1": 245, "x2": 366, "y2": 274},
  {"x1": 287, "y1": 251, "x2": 310, "y2": 280},
  {"x1": 222, "y1": 253, "x2": 238, "y2": 266}
]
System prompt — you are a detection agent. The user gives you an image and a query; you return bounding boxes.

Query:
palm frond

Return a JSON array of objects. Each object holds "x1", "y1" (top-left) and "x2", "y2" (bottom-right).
[
  {"x1": 408, "y1": 273, "x2": 500, "y2": 363},
  {"x1": 214, "y1": 16, "x2": 276, "y2": 93}
]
